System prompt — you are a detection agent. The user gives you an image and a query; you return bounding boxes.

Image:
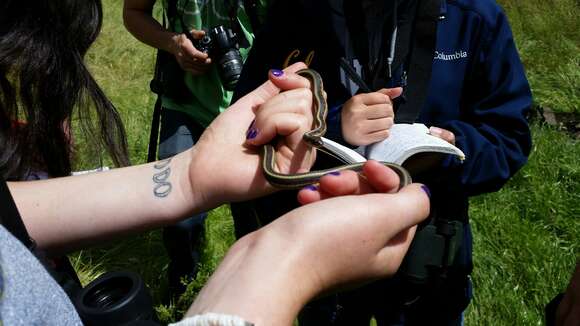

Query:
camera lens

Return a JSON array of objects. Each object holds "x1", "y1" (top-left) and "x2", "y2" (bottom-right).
[
  {"x1": 83, "y1": 277, "x2": 132, "y2": 309},
  {"x1": 218, "y1": 49, "x2": 244, "y2": 91},
  {"x1": 74, "y1": 271, "x2": 159, "y2": 325}
]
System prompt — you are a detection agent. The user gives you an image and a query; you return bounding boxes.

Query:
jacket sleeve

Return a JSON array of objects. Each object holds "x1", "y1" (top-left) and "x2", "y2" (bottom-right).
[{"x1": 438, "y1": 10, "x2": 532, "y2": 196}]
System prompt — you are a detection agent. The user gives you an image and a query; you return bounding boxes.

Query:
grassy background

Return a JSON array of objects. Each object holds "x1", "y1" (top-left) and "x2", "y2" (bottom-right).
[{"x1": 72, "y1": 0, "x2": 579, "y2": 324}]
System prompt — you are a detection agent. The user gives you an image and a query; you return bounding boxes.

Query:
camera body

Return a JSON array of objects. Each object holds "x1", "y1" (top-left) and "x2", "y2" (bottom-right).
[{"x1": 196, "y1": 25, "x2": 244, "y2": 91}]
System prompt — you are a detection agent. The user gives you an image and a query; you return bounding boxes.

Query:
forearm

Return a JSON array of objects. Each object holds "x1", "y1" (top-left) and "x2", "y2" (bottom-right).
[
  {"x1": 123, "y1": 1, "x2": 178, "y2": 54},
  {"x1": 9, "y1": 151, "x2": 196, "y2": 254},
  {"x1": 186, "y1": 229, "x2": 315, "y2": 325}
]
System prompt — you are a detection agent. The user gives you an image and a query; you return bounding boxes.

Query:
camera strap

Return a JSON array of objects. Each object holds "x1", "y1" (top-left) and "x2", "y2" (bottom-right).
[{"x1": 395, "y1": 0, "x2": 441, "y2": 123}]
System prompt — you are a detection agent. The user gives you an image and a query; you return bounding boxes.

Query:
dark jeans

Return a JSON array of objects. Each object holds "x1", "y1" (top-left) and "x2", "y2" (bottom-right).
[{"x1": 158, "y1": 109, "x2": 207, "y2": 294}]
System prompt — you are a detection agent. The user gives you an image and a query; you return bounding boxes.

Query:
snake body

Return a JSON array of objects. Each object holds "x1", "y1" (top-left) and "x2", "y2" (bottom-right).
[{"x1": 261, "y1": 69, "x2": 412, "y2": 190}]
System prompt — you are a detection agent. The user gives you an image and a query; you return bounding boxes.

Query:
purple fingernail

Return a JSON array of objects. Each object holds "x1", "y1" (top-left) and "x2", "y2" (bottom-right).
[
  {"x1": 326, "y1": 171, "x2": 341, "y2": 176},
  {"x1": 246, "y1": 128, "x2": 258, "y2": 140},
  {"x1": 421, "y1": 185, "x2": 431, "y2": 198},
  {"x1": 247, "y1": 119, "x2": 256, "y2": 131},
  {"x1": 304, "y1": 185, "x2": 318, "y2": 191},
  {"x1": 271, "y1": 69, "x2": 284, "y2": 77}
]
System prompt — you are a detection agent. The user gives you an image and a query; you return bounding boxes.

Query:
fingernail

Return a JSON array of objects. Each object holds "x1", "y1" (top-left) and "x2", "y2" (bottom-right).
[
  {"x1": 304, "y1": 185, "x2": 318, "y2": 191},
  {"x1": 421, "y1": 185, "x2": 431, "y2": 198},
  {"x1": 326, "y1": 171, "x2": 341, "y2": 176},
  {"x1": 247, "y1": 119, "x2": 256, "y2": 131},
  {"x1": 429, "y1": 126, "x2": 442, "y2": 135},
  {"x1": 271, "y1": 69, "x2": 284, "y2": 77},
  {"x1": 246, "y1": 128, "x2": 258, "y2": 140}
]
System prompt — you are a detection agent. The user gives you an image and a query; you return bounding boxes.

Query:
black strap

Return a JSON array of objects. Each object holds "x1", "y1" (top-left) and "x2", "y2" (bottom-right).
[
  {"x1": 0, "y1": 180, "x2": 34, "y2": 249},
  {"x1": 243, "y1": 0, "x2": 261, "y2": 34},
  {"x1": 147, "y1": 96, "x2": 163, "y2": 162},
  {"x1": 395, "y1": 0, "x2": 441, "y2": 123},
  {"x1": 147, "y1": 2, "x2": 172, "y2": 163}
]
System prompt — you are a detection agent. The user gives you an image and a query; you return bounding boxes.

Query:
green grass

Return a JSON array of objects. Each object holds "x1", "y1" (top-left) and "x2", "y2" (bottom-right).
[
  {"x1": 71, "y1": 0, "x2": 579, "y2": 324},
  {"x1": 499, "y1": 0, "x2": 579, "y2": 113}
]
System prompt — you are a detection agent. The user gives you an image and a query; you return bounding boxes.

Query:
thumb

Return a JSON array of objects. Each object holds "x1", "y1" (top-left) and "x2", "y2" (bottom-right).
[
  {"x1": 378, "y1": 87, "x2": 403, "y2": 99},
  {"x1": 189, "y1": 29, "x2": 206, "y2": 40}
]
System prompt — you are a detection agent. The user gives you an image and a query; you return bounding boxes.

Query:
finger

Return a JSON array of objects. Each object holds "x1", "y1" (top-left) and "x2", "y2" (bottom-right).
[
  {"x1": 317, "y1": 170, "x2": 367, "y2": 196},
  {"x1": 297, "y1": 184, "x2": 323, "y2": 205},
  {"x1": 297, "y1": 171, "x2": 372, "y2": 205},
  {"x1": 268, "y1": 69, "x2": 312, "y2": 91},
  {"x1": 429, "y1": 126, "x2": 456, "y2": 145},
  {"x1": 362, "y1": 117, "x2": 394, "y2": 134},
  {"x1": 242, "y1": 62, "x2": 309, "y2": 107},
  {"x1": 366, "y1": 104, "x2": 395, "y2": 120},
  {"x1": 357, "y1": 92, "x2": 392, "y2": 105},
  {"x1": 362, "y1": 161, "x2": 402, "y2": 193},
  {"x1": 253, "y1": 87, "x2": 313, "y2": 118},
  {"x1": 247, "y1": 88, "x2": 313, "y2": 145},
  {"x1": 181, "y1": 40, "x2": 209, "y2": 61},
  {"x1": 362, "y1": 129, "x2": 390, "y2": 144},
  {"x1": 377, "y1": 87, "x2": 403, "y2": 99},
  {"x1": 189, "y1": 29, "x2": 206, "y2": 39},
  {"x1": 247, "y1": 112, "x2": 310, "y2": 146}
]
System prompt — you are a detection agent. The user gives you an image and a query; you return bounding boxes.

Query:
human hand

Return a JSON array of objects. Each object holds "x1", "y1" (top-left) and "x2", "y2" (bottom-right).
[
  {"x1": 556, "y1": 262, "x2": 580, "y2": 326},
  {"x1": 341, "y1": 88, "x2": 402, "y2": 146},
  {"x1": 186, "y1": 62, "x2": 316, "y2": 212},
  {"x1": 186, "y1": 167, "x2": 429, "y2": 325},
  {"x1": 170, "y1": 29, "x2": 211, "y2": 75},
  {"x1": 429, "y1": 126, "x2": 456, "y2": 145}
]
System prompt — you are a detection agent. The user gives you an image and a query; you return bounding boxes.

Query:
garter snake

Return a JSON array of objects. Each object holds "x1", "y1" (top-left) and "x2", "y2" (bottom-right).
[{"x1": 261, "y1": 68, "x2": 412, "y2": 190}]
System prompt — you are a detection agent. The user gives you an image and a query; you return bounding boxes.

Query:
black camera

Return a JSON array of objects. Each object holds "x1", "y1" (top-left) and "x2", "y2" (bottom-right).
[{"x1": 195, "y1": 25, "x2": 244, "y2": 91}]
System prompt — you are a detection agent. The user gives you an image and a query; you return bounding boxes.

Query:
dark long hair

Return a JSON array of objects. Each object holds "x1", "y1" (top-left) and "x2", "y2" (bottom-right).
[{"x1": 0, "y1": 0, "x2": 130, "y2": 179}]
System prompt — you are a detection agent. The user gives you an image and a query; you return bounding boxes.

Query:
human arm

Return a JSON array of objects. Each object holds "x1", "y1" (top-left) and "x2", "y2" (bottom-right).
[
  {"x1": 123, "y1": 0, "x2": 210, "y2": 75},
  {"x1": 8, "y1": 63, "x2": 312, "y2": 254},
  {"x1": 184, "y1": 161, "x2": 430, "y2": 325}
]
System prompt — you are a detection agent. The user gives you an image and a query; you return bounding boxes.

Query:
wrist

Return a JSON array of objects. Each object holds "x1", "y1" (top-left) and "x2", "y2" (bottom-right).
[
  {"x1": 186, "y1": 228, "x2": 316, "y2": 325},
  {"x1": 166, "y1": 32, "x2": 181, "y2": 55}
]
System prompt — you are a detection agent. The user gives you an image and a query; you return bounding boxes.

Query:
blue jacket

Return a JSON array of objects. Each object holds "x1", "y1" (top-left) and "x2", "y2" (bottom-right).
[
  {"x1": 234, "y1": 0, "x2": 531, "y2": 281},
  {"x1": 236, "y1": 0, "x2": 531, "y2": 208}
]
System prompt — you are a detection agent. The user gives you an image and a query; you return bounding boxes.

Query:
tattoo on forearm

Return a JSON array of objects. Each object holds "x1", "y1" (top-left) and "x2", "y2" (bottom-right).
[{"x1": 153, "y1": 158, "x2": 172, "y2": 198}]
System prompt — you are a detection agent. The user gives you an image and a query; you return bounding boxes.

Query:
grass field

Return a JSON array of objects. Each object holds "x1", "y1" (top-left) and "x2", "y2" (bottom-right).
[{"x1": 72, "y1": 0, "x2": 579, "y2": 324}]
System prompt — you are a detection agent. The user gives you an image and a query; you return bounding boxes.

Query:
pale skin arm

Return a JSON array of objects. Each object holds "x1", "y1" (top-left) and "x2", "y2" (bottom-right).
[
  {"x1": 123, "y1": 0, "x2": 211, "y2": 74},
  {"x1": 186, "y1": 161, "x2": 431, "y2": 325},
  {"x1": 8, "y1": 63, "x2": 313, "y2": 255}
]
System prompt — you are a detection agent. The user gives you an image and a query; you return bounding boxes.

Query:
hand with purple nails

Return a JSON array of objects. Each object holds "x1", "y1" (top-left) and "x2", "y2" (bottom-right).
[
  {"x1": 186, "y1": 62, "x2": 318, "y2": 212},
  {"x1": 186, "y1": 162, "x2": 430, "y2": 325}
]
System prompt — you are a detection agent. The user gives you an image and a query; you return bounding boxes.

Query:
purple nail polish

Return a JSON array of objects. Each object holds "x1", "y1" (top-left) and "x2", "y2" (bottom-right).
[
  {"x1": 246, "y1": 128, "x2": 258, "y2": 140},
  {"x1": 271, "y1": 69, "x2": 284, "y2": 77},
  {"x1": 247, "y1": 119, "x2": 256, "y2": 131},
  {"x1": 421, "y1": 185, "x2": 431, "y2": 198},
  {"x1": 304, "y1": 185, "x2": 318, "y2": 191},
  {"x1": 326, "y1": 171, "x2": 341, "y2": 176}
]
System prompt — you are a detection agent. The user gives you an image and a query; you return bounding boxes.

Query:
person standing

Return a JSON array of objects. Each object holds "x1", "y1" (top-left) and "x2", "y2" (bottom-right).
[
  {"x1": 123, "y1": 0, "x2": 267, "y2": 297},
  {"x1": 231, "y1": 0, "x2": 532, "y2": 324}
]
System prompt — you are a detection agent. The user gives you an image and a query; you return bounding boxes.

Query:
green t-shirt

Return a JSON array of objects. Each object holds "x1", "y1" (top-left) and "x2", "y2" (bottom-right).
[{"x1": 162, "y1": 0, "x2": 267, "y2": 127}]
